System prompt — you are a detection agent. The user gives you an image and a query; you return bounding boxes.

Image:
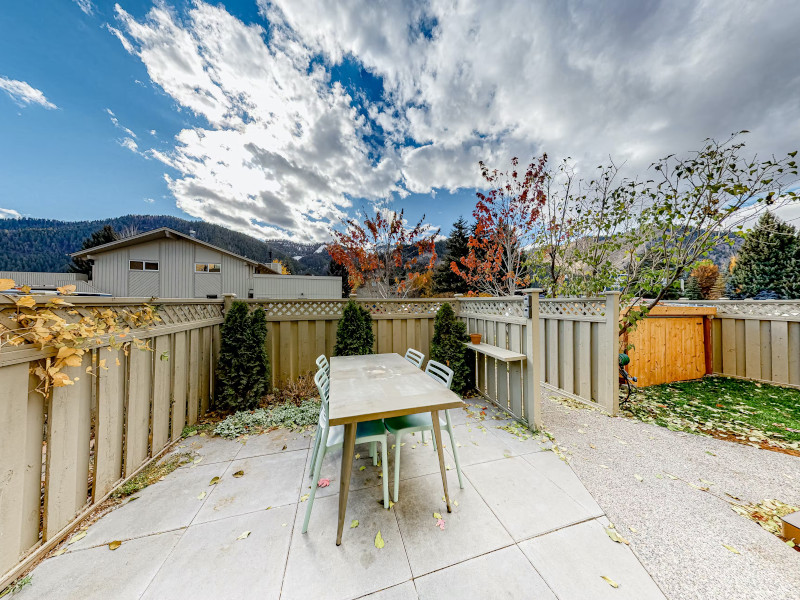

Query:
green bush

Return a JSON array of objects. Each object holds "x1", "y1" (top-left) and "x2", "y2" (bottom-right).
[
  {"x1": 334, "y1": 299, "x2": 375, "y2": 356},
  {"x1": 215, "y1": 301, "x2": 270, "y2": 412},
  {"x1": 213, "y1": 399, "x2": 321, "y2": 439},
  {"x1": 430, "y1": 302, "x2": 470, "y2": 394}
]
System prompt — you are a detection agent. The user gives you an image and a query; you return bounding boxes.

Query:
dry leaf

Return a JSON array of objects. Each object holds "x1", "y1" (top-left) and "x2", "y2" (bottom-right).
[
  {"x1": 722, "y1": 544, "x2": 740, "y2": 554},
  {"x1": 209, "y1": 476, "x2": 220, "y2": 485},
  {"x1": 605, "y1": 527, "x2": 630, "y2": 545},
  {"x1": 374, "y1": 531, "x2": 385, "y2": 549},
  {"x1": 600, "y1": 575, "x2": 619, "y2": 588},
  {"x1": 350, "y1": 519, "x2": 359, "y2": 528},
  {"x1": 0, "y1": 278, "x2": 15, "y2": 290},
  {"x1": 433, "y1": 512, "x2": 442, "y2": 519},
  {"x1": 109, "y1": 540, "x2": 122, "y2": 550},
  {"x1": 359, "y1": 466, "x2": 366, "y2": 471},
  {"x1": 436, "y1": 518, "x2": 446, "y2": 530},
  {"x1": 233, "y1": 470, "x2": 244, "y2": 477},
  {"x1": 237, "y1": 531, "x2": 251, "y2": 540},
  {"x1": 68, "y1": 531, "x2": 87, "y2": 544},
  {"x1": 300, "y1": 494, "x2": 309, "y2": 502},
  {"x1": 634, "y1": 474, "x2": 644, "y2": 482},
  {"x1": 197, "y1": 492, "x2": 206, "y2": 500},
  {"x1": 318, "y1": 478, "x2": 330, "y2": 488},
  {"x1": 52, "y1": 548, "x2": 67, "y2": 556}
]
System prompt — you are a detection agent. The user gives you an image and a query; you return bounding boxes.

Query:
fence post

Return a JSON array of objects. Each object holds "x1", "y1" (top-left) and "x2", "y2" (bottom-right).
[
  {"x1": 523, "y1": 289, "x2": 543, "y2": 430},
  {"x1": 453, "y1": 293, "x2": 463, "y2": 317},
  {"x1": 601, "y1": 291, "x2": 621, "y2": 415},
  {"x1": 222, "y1": 293, "x2": 236, "y2": 314}
]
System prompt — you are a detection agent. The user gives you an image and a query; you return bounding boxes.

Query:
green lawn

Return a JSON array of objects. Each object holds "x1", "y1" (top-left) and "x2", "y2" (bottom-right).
[{"x1": 623, "y1": 376, "x2": 800, "y2": 452}]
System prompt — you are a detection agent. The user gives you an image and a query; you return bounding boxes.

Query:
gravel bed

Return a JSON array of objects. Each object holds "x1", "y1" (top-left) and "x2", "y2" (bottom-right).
[{"x1": 543, "y1": 394, "x2": 800, "y2": 600}]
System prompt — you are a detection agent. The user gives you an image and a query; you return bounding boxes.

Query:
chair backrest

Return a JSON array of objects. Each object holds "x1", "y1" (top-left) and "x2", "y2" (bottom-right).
[
  {"x1": 404, "y1": 348, "x2": 425, "y2": 369},
  {"x1": 314, "y1": 368, "x2": 330, "y2": 430},
  {"x1": 315, "y1": 354, "x2": 330, "y2": 375},
  {"x1": 425, "y1": 360, "x2": 454, "y2": 389}
]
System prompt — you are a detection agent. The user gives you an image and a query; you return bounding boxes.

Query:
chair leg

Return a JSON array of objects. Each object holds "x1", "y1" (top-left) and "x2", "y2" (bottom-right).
[
  {"x1": 393, "y1": 432, "x2": 402, "y2": 503},
  {"x1": 302, "y1": 427, "x2": 329, "y2": 533},
  {"x1": 421, "y1": 430, "x2": 425, "y2": 443},
  {"x1": 372, "y1": 441, "x2": 378, "y2": 466},
  {"x1": 309, "y1": 427, "x2": 321, "y2": 479},
  {"x1": 431, "y1": 427, "x2": 437, "y2": 451},
  {"x1": 368, "y1": 442, "x2": 374, "y2": 459},
  {"x1": 447, "y1": 426, "x2": 465, "y2": 489},
  {"x1": 381, "y1": 439, "x2": 389, "y2": 508}
]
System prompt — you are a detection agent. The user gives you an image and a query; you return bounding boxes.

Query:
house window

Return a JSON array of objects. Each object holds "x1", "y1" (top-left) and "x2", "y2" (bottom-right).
[
  {"x1": 130, "y1": 260, "x2": 159, "y2": 271},
  {"x1": 195, "y1": 263, "x2": 221, "y2": 273}
]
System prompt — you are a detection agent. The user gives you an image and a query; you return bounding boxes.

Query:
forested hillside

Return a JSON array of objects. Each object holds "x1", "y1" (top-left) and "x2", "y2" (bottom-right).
[{"x1": 0, "y1": 215, "x2": 326, "y2": 274}]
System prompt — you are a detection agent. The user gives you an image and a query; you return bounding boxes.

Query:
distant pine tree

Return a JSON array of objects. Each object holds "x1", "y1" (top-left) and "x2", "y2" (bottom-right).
[
  {"x1": 215, "y1": 302, "x2": 270, "y2": 411},
  {"x1": 327, "y1": 258, "x2": 351, "y2": 297},
  {"x1": 709, "y1": 270, "x2": 727, "y2": 299},
  {"x1": 334, "y1": 300, "x2": 374, "y2": 356},
  {"x1": 433, "y1": 217, "x2": 471, "y2": 295},
  {"x1": 727, "y1": 212, "x2": 800, "y2": 299},
  {"x1": 69, "y1": 225, "x2": 118, "y2": 276},
  {"x1": 685, "y1": 276, "x2": 702, "y2": 300}
]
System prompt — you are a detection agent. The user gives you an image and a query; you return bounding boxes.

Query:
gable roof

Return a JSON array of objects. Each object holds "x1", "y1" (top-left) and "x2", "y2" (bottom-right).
[{"x1": 71, "y1": 227, "x2": 279, "y2": 273}]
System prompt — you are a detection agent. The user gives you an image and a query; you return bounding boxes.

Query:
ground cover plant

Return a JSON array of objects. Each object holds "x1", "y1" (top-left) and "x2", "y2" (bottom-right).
[
  {"x1": 623, "y1": 376, "x2": 800, "y2": 453},
  {"x1": 214, "y1": 399, "x2": 321, "y2": 439}
]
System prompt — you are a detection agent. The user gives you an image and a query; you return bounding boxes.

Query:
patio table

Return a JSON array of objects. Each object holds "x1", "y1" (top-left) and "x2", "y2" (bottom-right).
[{"x1": 329, "y1": 353, "x2": 465, "y2": 545}]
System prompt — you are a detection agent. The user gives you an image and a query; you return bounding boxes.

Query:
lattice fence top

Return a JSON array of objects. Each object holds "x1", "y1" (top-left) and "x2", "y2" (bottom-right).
[
  {"x1": 256, "y1": 298, "x2": 449, "y2": 320},
  {"x1": 539, "y1": 298, "x2": 607, "y2": 321},
  {"x1": 670, "y1": 301, "x2": 800, "y2": 320},
  {"x1": 459, "y1": 297, "x2": 526, "y2": 319}
]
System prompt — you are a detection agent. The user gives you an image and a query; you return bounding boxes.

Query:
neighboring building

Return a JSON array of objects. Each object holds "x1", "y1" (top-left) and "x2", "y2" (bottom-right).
[
  {"x1": 0, "y1": 271, "x2": 104, "y2": 294},
  {"x1": 70, "y1": 227, "x2": 341, "y2": 299}
]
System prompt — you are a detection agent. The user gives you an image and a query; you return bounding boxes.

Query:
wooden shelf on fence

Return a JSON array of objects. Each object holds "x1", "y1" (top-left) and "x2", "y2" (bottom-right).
[{"x1": 464, "y1": 342, "x2": 525, "y2": 362}]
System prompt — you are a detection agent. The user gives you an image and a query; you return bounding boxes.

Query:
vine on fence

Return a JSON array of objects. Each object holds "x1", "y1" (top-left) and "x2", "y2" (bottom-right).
[{"x1": 0, "y1": 279, "x2": 160, "y2": 395}]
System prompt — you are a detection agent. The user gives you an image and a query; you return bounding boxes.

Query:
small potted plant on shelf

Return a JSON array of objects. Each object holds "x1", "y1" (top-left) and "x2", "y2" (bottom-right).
[{"x1": 469, "y1": 332, "x2": 482, "y2": 345}]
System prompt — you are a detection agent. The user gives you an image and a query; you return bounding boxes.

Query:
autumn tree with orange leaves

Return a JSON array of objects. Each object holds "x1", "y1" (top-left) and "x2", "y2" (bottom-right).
[
  {"x1": 328, "y1": 209, "x2": 439, "y2": 298},
  {"x1": 451, "y1": 156, "x2": 548, "y2": 296}
]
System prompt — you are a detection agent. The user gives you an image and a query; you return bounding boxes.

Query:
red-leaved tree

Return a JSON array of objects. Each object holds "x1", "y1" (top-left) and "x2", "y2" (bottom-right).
[
  {"x1": 452, "y1": 156, "x2": 548, "y2": 295},
  {"x1": 328, "y1": 209, "x2": 439, "y2": 298}
]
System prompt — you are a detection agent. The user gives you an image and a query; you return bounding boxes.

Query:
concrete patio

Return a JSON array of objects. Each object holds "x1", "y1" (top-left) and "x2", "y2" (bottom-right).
[{"x1": 17, "y1": 399, "x2": 666, "y2": 600}]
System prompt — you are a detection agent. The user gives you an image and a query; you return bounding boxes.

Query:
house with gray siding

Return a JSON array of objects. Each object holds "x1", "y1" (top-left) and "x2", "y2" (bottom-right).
[{"x1": 70, "y1": 227, "x2": 342, "y2": 299}]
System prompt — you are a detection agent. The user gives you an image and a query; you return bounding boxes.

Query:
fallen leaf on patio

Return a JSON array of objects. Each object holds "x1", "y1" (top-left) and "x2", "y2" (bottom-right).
[
  {"x1": 722, "y1": 544, "x2": 740, "y2": 554},
  {"x1": 237, "y1": 531, "x2": 250, "y2": 540},
  {"x1": 600, "y1": 576, "x2": 619, "y2": 588},
  {"x1": 706, "y1": 450, "x2": 716, "y2": 456},
  {"x1": 687, "y1": 482, "x2": 709, "y2": 491},
  {"x1": 599, "y1": 464, "x2": 609, "y2": 469},
  {"x1": 109, "y1": 540, "x2": 122, "y2": 550},
  {"x1": 282, "y1": 445, "x2": 287, "y2": 450},
  {"x1": 355, "y1": 453, "x2": 360, "y2": 460},
  {"x1": 456, "y1": 443, "x2": 462, "y2": 447},
  {"x1": 68, "y1": 531, "x2": 87, "y2": 544},
  {"x1": 634, "y1": 474, "x2": 643, "y2": 482},
  {"x1": 351, "y1": 520, "x2": 359, "y2": 528},
  {"x1": 578, "y1": 429, "x2": 585, "y2": 434},
  {"x1": 209, "y1": 477, "x2": 220, "y2": 485},
  {"x1": 446, "y1": 464, "x2": 452, "y2": 470},
  {"x1": 389, "y1": 501, "x2": 395, "y2": 509},
  {"x1": 359, "y1": 466, "x2": 366, "y2": 471},
  {"x1": 629, "y1": 526, "x2": 638, "y2": 533},
  {"x1": 233, "y1": 470, "x2": 244, "y2": 478},
  {"x1": 433, "y1": 512, "x2": 442, "y2": 519},
  {"x1": 197, "y1": 492, "x2": 206, "y2": 500},
  {"x1": 605, "y1": 527, "x2": 630, "y2": 545},
  {"x1": 436, "y1": 518, "x2": 446, "y2": 530},
  {"x1": 503, "y1": 451, "x2": 512, "y2": 458},
  {"x1": 318, "y1": 478, "x2": 330, "y2": 488},
  {"x1": 193, "y1": 456, "x2": 203, "y2": 463},
  {"x1": 589, "y1": 444, "x2": 597, "y2": 449},
  {"x1": 786, "y1": 539, "x2": 796, "y2": 548},
  {"x1": 300, "y1": 494, "x2": 309, "y2": 502},
  {"x1": 53, "y1": 548, "x2": 67, "y2": 556},
  {"x1": 655, "y1": 473, "x2": 663, "y2": 479},
  {"x1": 700, "y1": 479, "x2": 715, "y2": 486},
  {"x1": 454, "y1": 500, "x2": 459, "y2": 507},
  {"x1": 375, "y1": 531, "x2": 385, "y2": 549},
  {"x1": 665, "y1": 473, "x2": 678, "y2": 480}
]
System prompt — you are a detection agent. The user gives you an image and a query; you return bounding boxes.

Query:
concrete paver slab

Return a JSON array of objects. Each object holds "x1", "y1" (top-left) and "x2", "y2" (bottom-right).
[
  {"x1": 237, "y1": 428, "x2": 313, "y2": 459},
  {"x1": 414, "y1": 545, "x2": 556, "y2": 600},
  {"x1": 519, "y1": 519, "x2": 667, "y2": 600},
  {"x1": 392, "y1": 472, "x2": 513, "y2": 577},
  {"x1": 171, "y1": 435, "x2": 243, "y2": 465},
  {"x1": 358, "y1": 581, "x2": 418, "y2": 599},
  {"x1": 464, "y1": 456, "x2": 599, "y2": 541},
  {"x1": 522, "y1": 451, "x2": 604, "y2": 514},
  {"x1": 141, "y1": 505, "x2": 295, "y2": 600}
]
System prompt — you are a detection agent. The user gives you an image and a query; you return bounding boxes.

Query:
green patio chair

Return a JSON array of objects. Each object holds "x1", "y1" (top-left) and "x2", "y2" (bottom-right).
[
  {"x1": 384, "y1": 360, "x2": 464, "y2": 502},
  {"x1": 315, "y1": 354, "x2": 329, "y2": 375},
  {"x1": 302, "y1": 368, "x2": 389, "y2": 533},
  {"x1": 404, "y1": 348, "x2": 425, "y2": 368}
]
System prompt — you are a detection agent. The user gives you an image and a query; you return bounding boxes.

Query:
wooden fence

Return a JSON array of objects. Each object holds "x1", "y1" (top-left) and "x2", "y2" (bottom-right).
[
  {"x1": 0, "y1": 298, "x2": 222, "y2": 588},
  {"x1": 538, "y1": 293, "x2": 621, "y2": 414},
  {"x1": 665, "y1": 300, "x2": 800, "y2": 388}
]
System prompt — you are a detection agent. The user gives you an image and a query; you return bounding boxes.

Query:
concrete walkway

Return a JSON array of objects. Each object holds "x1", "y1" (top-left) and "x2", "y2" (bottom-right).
[
  {"x1": 543, "y1": 394, "x2": 800, "y2": 600},
  {"x1": 17, "y1": 398, "x2": 665, "y2": 600}
]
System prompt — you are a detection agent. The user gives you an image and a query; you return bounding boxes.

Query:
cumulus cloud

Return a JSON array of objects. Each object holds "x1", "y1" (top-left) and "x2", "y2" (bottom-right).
[
  {"x1": 0, "y1": 208, "x2": 22, "y2": 219},
  {"x1": 110, "y1": 0, "x2": 800, "y2": 241},
  {"x1": 0, "y1": 76, "x2": 57, "y2": 109}
]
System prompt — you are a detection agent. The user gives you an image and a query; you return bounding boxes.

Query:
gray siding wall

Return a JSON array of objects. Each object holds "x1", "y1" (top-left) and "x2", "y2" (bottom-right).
[
  {"x1": 160, "y1": 238, "x2": 193, "y2": 298},
  {"x1": 252, "y1": 275, "x2": 341, "y2": 299},
  {"x1": 93, "y1": 247, "x2": 130, "y2": 296}
]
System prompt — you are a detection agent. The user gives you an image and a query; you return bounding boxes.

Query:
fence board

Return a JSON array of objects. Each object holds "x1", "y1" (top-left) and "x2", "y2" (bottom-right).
[
  {"x1": 94, "y1": 348, "x2": 125, "y2": 500},
  {"x1": 760, "y1": 320, "x2": 772, "y2": 382},
  {"x1": 171, "y1": 331, "x2": 188, "y2": 439},
  {"x1": 125, "y1": 349, "x2": 152, "y2": 476},
  {"x1": 152, "y1": 336, "x2": 171, "y2": 452},
  {"x1": 790, "y1": 322, "x2": 800, "y2": 386},
  {"x1": 199, "y1": 327, "x2": 211, "y2": 413},
  {"x1": 187, "y1": 329, "x2": 199, "y2": 425},
  {"x1": 771, "y1": 321, "x2": 789, "y2": 384}
]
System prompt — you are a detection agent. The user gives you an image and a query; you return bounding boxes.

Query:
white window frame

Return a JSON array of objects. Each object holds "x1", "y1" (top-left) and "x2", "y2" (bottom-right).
[{"x1": 130, "y1": 260, "x2": 159, "y2": 271}]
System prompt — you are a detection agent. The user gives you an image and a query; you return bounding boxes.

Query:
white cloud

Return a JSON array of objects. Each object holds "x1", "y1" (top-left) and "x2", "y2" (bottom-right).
[
  {"x1": 143, "y1": 197, "x2": 155, "y2": 204},
  {"x1": 73, "y1": 0, "x2": 94, "y2": 16},
  {"x1": 110, "y1": 1, "x2": 800, "y2": 241},
  {"x1": 0, "y1": 76, "x2": 57, "y2": 109},
  {"x1": 0, "y1": 208, "x2": 22, "y2": 219},
  {"x1": 105, "y1": 108, "x2": 137, "y2": 138},
  {"x1": 119, "y1": 137, "x2": 139, "y2": 152}
]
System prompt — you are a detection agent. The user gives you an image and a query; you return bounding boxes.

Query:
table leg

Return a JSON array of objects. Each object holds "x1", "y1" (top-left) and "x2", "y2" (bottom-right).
[
  {"x1": 336, "y1": 423, "x2": 357, "y2": 545},
  {"x1": 431, "y1": 410, "x2": 451, "y2": 513}
]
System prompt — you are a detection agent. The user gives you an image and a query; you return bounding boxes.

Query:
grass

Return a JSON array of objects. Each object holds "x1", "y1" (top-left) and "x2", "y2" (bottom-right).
[
  {"x1": 111, "y1": 452, "x2": 193, "y2": 499},
  {"x1": 623, "y1": 376, "x2": 800, "y2": 452}
]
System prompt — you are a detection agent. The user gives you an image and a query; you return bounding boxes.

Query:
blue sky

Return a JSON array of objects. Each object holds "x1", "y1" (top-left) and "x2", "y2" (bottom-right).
[{"x1": 1, "y1": 1, "x2": 799, "y2": 241}]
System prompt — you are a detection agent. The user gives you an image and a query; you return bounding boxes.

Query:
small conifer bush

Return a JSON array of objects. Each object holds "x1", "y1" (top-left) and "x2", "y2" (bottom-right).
[
  {"x1": 334, "y1": 299, "x2": 375, "y2": 355},
  {"x1": 215, "y1": 301, "x2": 270, "y2": 412},
  {"x1": 430, "y1": 302, "x2": 470, "y2": 394}
]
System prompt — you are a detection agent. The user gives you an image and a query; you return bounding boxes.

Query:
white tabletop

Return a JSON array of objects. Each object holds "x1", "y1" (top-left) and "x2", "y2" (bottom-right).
[{"x1": 328, "y1": 353, "x2": 464, "y2": 426}]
